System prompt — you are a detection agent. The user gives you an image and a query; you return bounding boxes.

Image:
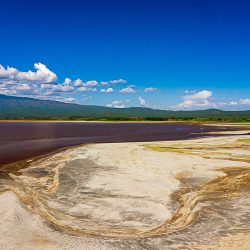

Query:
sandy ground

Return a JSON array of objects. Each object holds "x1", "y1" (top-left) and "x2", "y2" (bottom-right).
[
  {"x1": 193, "y1": 232, "x2": 250, "y2": 250},
  {"x1": 0, "y1": 129, "x2": 249, "y2": 249}
]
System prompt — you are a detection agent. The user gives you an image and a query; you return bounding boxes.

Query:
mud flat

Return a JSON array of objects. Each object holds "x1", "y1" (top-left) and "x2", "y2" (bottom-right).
[{"x1": 0, "y1": 128, "x2": 250, "y2": 249}]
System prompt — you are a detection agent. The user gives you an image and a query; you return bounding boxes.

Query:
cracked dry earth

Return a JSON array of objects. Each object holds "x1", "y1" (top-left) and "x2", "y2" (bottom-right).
[{"x1": 0, "y1": 130, "x2": 250, "y2": 249}]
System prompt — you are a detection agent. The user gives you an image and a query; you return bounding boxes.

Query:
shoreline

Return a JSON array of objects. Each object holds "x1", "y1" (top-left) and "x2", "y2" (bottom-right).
[
  {"x1": 1, "y1": 130, "x2": 249, "y2": 174},
  {"x1": 1, "y1": 122, "x2": 245, "y2": 168},
  {"x1": 0, "y1": 131, "x2": 249, "y2": 249},
  {"x1": 1, "y1": 119, "x2": 250, "y2": 124}
]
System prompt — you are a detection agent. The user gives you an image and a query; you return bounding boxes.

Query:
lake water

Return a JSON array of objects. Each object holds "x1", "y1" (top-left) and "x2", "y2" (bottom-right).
[{"x1": 0, "y1": 121, "x2": 238, "y2": 167}]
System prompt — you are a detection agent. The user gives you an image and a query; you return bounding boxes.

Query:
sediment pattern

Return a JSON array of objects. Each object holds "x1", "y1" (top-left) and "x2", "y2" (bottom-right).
[{"x1": 0, "y1": 130, "x2": 250, "y2": 249}]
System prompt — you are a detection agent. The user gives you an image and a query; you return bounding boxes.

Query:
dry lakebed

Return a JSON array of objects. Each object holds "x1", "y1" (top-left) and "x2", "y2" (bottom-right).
[{"x1": 0, "y1": 123, "x2": 250, "y2": 249}]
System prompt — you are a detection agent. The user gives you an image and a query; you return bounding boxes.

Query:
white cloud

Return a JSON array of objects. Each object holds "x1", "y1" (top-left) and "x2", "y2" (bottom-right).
[
  {"x1": 228, "y1": 101, "x2": 238, "y2": 106},
  {"x1": 100, "y1": 79, "x2": 127, "y2": 86},
  {"x1": 78, "y1": 87, "x2": 97, "y2": 92},
  {"x1": 15, "y1": 83, "x2": 32, "y2": 91},
  {"x1": 100, "y1": 88, "x2": 114, "y2": 93},
  {"x1": 214, "y1": 99, "x2": 250, "y2": 109},
  {"x1": 40, "y1": 83, "x2": 74, "y2": 92},
  {"x1": 175, "y1": 91, "x2": 250, "y2": 110},
  {"x1": 139, "y1": 96, "x2": 146, "y2": 107},
  {"x1": 73, "y1": 79, "x2": 98, "y2": 88},
  {"x1": 0, "y1": 63, "x2": 57, "y2": 84},
  {"x1": 239, "y1": 98, "x2": 250, "y2": 105},
  {"x1": 100, "y1": 81, "x2": 109, "y2": 86},
  {"x1": 144, "y1": 87, "x2": 157, "y2": 92},
  {"x1": 176, "y1": 99, "x2": 216, "y2": 109},
  {"x1": 41, "y1": 83, "x2": 53, "y2": 89},
  {"x1": 0, "y1": 63, "x2": 61, "y2": 98},
  {"x1": 44, "y1": 96, "x2": 76, "y2": 103},
  {"x1": 63, "y1": 78, "x2": 72, "y2": 85},
  {"x1": 54, "y1": 85, "x2": 74, "y2": 92},
  {"x1": 175, "y1": 90, "x2": 215, "y2": 109},
  {"x1": 196, "y1": 100, "x2": 217, "y2": 108},
  {"x1": 119, "y1": 86, "x2": 136, "y2": 93},
  {"x1": 61, "y1": 97, "x2": 76, "y2": 103},
  {"x1": 0, "y1": 88, "x2": 17, "y2": 95},
  {"x1": 107, "y1": 101, "x2": 124, "y2": 108},
  {"x1": 73, "y1": 78, "x2": 84, "y2": 87},
  {"x1": 106, "y1": 100, "x2": 130, "y2": 108},
  {"x1": 0, "y1": 65, "x2": 18, "y2": 78},
  {"x1": 0, "y1": 63, "x2": 135, "y2": 103},
  {"x1": 184, "y1": 90, "x2": 196, "y2": 94},
  {"x1": 0, "y1": 63, "x2": 128, "y2": 103},
  {"x1": 84, "y1": 80, "x2": 98, "y2": 87},
  {"x1": 183, "y1": 90, "x2": 212, "y2": 100},
  {"x1": 109, "y1": 79, "x2": 127, "y2": 84}
]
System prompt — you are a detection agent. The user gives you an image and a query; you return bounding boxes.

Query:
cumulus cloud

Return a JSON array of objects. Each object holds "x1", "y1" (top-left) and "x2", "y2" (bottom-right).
[
  {"x1": 61, "y1": 97, "x2": 76, "y2": 103},
  {"x1": 175, "y1": 90, "x2": 215, "y2": 109},
  {"x1": 100, "y1": 88, "x2": 114, "y2": 93},
  {"x1": 139, "y1": 96, "x2": 146, "y2": 107},
  {"x1": 0, "y1": 63, "x2": 136, "y2": 104},
  {"x1": 73, "y1": 78, "x2": 84, "y2": 87},
  {"x1": 175, "y1": 90, "x2": 250, "y2": 110},
  {"x1": 144, "y1": 87, "x2": 157, "y2": 92},
  {"x1": 63, "y1": 78, "x2": 72, "y2": 85},
  {"x1": 106, "y1": 100, "x2": 130, "y2": 108},
  {"x1": 53, "y1": 85, "x2": 74, "y2": 92},
  {"x1": 0, "y1": 62, "x2": 57, "y2": 84},
  {"x1": 107, "y1": 101, "x2": 124, "y2": 108},
  {"x1": 176, "y1": 99, "x2": 216, "y2": 109},
  {"x1": 0, "y1": 62, "x2": 129, "y2": 104},
  {"x1": 15, "y1": 83, "x2": 32, "y2": 91},
  {"x1": 0, "y1": 88, "x2": 17, "y2": 95},
  {"x1": 109, "y1": 79, "x2": 127, "y2": 84},
  {"x1": 5, "y1": 62, "x2": 249, "y2": 111},
  {"x1": 84, "y1": 80, "x2": 98, "y2": 87},
  {"x1": 0, "y1": 62, "x2": 114, "y2": 102},
  {"x1": 0, "y1": 65, "x2": 18, "y2": 78},
  {"x1": 183, "y1": 90, "x2": 212, "y2": 100},
  {"x1": 119, "y1": 86, "x2": 136, "y2": 93},
  {"x1": 174, "y1": 95, "x2": 250, "y2": 110},
  {"x1": 73, "y1": 79, "x2": 98, "y2": 88},
  {"x1": 228, "y1": 101, "x2": 238, "y2": 106},
  {"x1": 217, "y1": 99, "x2": 250, "y2": 108},
  {"x1": 77, "y1": 87, "x2": 97, "y2": 92},
  {"x1": 0, "y1": 62, "x2": 61, "y2": 98},
  {"x1": 100, "y1": 81, "x2": 109, "y2": 86},
  {"x1": 184, "y1": 90, "x2": 196, "y2": 94},
  {"x1": 40, "y1": 83, "x2": 53, "y2": 89},
  {"x1": 41, "y1": 83, "x2": 74, "y2": 92},
  {"x1": 100, "y1": 79, "x2": 127, "y2": 86},
  {"x1": 239, "y1": 98, "x2": 250, "y2": 105},
  {"x1": 42, "y1": 96, "x2": 76, "y2": 103}
]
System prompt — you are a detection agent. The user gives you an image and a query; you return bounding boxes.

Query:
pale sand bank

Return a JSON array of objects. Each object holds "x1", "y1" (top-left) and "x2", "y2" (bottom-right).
[{"x1": 0, "y1": 130, "x2": 249, "y2": 249}]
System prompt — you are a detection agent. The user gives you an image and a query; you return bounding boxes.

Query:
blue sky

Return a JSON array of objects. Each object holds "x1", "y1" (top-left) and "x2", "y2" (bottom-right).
[{"x1": 0, "y1": 0, "x2": 249, "y2": 110}]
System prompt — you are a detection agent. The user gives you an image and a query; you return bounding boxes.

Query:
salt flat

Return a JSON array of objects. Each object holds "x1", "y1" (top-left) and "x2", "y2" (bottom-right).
[{"x1": 0, "y1": 129, "x2": 249, "y2": 249}]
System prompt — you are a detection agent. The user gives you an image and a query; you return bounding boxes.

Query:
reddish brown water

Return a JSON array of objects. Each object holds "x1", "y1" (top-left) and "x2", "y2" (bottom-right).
[{"x1": 0, "y1": 121, "x2": 239, "y2": 167}]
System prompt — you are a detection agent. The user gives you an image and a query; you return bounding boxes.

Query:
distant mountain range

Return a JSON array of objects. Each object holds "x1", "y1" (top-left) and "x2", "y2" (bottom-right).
[{"x1": 0, "y1": 94, "x2": 249, "y2": 120}]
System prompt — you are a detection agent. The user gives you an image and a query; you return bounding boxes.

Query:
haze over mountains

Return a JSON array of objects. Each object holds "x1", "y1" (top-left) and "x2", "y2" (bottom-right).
[{"x1": 0, "y1": 94, "x2": 249, "y2": 120}]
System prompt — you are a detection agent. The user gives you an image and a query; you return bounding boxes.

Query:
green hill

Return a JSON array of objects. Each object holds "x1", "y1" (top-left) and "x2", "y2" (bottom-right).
[{"x1": 0, "y1": 94, "x2": 249, "y2": 122}]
